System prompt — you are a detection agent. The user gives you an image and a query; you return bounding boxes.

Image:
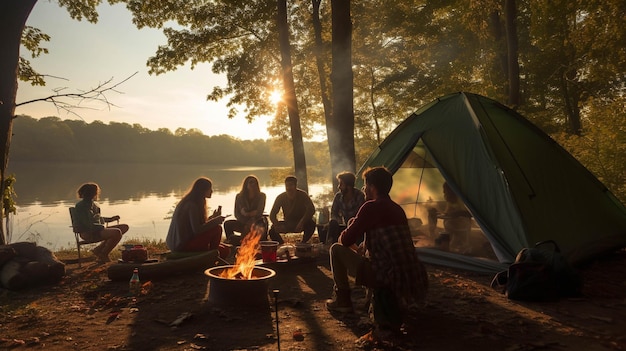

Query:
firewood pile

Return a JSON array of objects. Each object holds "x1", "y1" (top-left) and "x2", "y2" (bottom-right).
[{"x1": 0, "y1": 242, "x2": 65, "y2": 290}]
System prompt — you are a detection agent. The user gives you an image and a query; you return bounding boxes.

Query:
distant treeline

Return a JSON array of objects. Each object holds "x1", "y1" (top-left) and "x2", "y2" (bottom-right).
[{"x1": 11, "y1": 116, "x2": 325, "y2": 166}]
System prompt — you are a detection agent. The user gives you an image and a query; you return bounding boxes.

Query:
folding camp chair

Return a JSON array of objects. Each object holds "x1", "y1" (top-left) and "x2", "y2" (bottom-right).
[{"x1": 69, "y1": 207, "x2": 105, "y2": 267}]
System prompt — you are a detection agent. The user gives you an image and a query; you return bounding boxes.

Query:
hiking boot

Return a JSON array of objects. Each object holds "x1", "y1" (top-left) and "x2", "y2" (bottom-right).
[{"x1": 326, "y1": 288, "x2": 353, "y2": 313}]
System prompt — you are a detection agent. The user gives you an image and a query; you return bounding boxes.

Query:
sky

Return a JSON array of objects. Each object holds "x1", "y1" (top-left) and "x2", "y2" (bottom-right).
[{"x1": 15, "y1": 1, "x2": 273, "y2": 140}]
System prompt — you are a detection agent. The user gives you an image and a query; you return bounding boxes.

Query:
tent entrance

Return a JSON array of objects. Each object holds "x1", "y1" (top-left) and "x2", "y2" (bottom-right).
[{"x1": 390, "y1": 142, "x2": 497, "y2": 261}]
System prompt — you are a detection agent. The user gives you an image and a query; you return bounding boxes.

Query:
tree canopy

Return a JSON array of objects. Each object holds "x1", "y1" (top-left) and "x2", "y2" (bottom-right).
[
  {"x1": 11, "y1": 115, "x2": 296, "y2": 166},
  {"x1": 12, "y1": 0, "x2": 626, "y2": 202}
]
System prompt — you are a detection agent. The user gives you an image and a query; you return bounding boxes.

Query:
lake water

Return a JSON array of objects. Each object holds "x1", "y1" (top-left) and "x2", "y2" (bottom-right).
[{"x1": 6, "y1": 162, "x2": 333, "y2": 251}]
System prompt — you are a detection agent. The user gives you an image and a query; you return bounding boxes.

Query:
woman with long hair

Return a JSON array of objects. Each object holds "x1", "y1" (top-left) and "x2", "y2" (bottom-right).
[
  {"x1": 223, "y1": 175, "x2": 267, "y2": 245},
  {"x1": 166, "y1": 177, "x2": 228, "y2": 255},
  {"x1": 74, "y1": 182, "x2": 129, "y2": 263}
]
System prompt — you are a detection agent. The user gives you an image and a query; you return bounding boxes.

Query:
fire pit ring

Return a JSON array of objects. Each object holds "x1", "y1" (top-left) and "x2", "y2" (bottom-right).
[{"x1": 205, "y1": 265, "x2": 276, "y2": 308}]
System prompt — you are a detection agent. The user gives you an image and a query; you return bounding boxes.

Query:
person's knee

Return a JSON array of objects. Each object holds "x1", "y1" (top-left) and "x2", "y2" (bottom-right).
[
  {"x1": 329, "y1": 242, "x2": 348, "y2": 256},
  {"x1": 224, "y1": 220, "x2": 236, "y2": 232},
  {"x1": 112, "y1": 229, "x2": 123, "y2": 241},
  {"x1": 305, "y1": 221, "x2": 316, "y2": 234},
  {"x1": 112, "y1": 224, "x2": 130, "y2": 235}
]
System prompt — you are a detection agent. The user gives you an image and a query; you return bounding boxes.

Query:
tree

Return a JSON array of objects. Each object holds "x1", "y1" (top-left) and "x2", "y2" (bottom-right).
[
  {"x1": 0, "y1": 0, "x2": 39, "y2": 245},
  {"x1": 329, "y1": 0, "x2": 356, "y2": 176},
  {"x1": 504, "y1": 0, "x2": 521, "y2": 106},
  {"x1": 277, "y1": 0, "x2": 309, "y2": 191},
  {"x1": 1, "y1": 0, "x2": 140, "y2": 244}
]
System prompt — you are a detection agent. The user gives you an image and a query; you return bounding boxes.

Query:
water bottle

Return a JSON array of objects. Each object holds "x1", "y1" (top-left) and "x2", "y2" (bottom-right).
[{"x1": 129, "y1": 268, "x2": 141, "y2": 296}]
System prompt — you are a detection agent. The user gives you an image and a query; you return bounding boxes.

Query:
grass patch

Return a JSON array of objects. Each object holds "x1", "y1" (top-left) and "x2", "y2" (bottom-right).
[{"x1": 54, "y1": 238, "x2": 169, "y2": 261}]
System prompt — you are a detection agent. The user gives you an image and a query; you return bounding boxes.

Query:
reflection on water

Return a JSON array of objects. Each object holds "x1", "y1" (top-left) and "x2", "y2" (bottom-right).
[
  {"x1": 7, "y1": 162, "x2": 294, "y2": 205},
  {"x1": 7, "y1": 162, "x2": 333, "y2": 251}
]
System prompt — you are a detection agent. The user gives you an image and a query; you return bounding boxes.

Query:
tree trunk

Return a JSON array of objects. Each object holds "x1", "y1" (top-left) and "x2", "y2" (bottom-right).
[
  {"x1": 0, "y1": 0, "x2": 38, "y2": 245},
  {"x1": 277, "y1": 0, "x2": 309, "y2": 191},
  {"x1": 311, "y1": 0, "x2": 339, "y2": 188},
  {"x1": 488, "y1": 10, "x2": 508, "y2": 80},
  {"x1": 504, "y1": 0, "x2": 521, "y2": 106},
  {"x1": 330, "y1": 0, "x2": 356, "y2": 176},
  {"x1": 561, "y1": 73, "x2": 582, "y2": 135}
]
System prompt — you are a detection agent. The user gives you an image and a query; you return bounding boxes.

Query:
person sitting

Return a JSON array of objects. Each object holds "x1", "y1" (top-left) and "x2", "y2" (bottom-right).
[
  {"x1": 267, "y1": 176, "x2": 316, "y2": 244},
  {"x1": 166, "y1": 177, "x2": 229, "y2": 258},
  {"x1": 74, "y1": 182, "x2": 129, "y2": 263},
  {"x1": 325, "y1": 167, "x2": 428, "y2": 340},
  {"x1": 223, "y1": 175, "x2": 267, "y2": 246},
  {"x1": 325, "y1": 171, "x2": 365, "y2": 244},
  {"x1": 441, "y1": 182, "x2": 472, "y2": 253}
]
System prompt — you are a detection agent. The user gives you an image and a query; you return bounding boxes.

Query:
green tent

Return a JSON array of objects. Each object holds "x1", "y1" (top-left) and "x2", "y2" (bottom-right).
[{"x1": 357, "y1": 92, "x2": 626, "y2": 272}]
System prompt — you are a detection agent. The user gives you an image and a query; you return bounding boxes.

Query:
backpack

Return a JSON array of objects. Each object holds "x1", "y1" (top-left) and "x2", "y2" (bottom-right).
[{"x1": 491, "y1": 240, "x2": 582, "y2": 301}]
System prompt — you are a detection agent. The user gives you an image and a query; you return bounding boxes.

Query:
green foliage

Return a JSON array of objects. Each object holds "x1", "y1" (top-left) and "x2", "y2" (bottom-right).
[
  {"x1": 18, "y1": 26, "x2": 50, "y2": 86},
  {"x1": 16, "y1": 0, "x2": 626, "y2": 201},
  {"x1": 10, "y1": 115, "x2": 331, "y2": 167},
  {"x1": 54, "y1": 237, "x2": 169, "y2": 261},
  {"x1": 553, "y1": 97, "x2": 626, "y2": 203},
  {"x1": 2, "y1": 174, "x2": 17, "y2": 218}
]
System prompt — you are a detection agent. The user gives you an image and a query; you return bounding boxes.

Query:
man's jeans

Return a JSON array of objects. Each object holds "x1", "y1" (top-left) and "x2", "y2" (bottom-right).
[{"x1": 329, "y1": 243, "x2": 366, "y2": 290}]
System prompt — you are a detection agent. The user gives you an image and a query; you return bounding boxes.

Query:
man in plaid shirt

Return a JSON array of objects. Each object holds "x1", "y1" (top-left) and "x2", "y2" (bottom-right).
[
  {"x1": 326, "y1": 171, "x2": 365, "y2": 243},
  {"x1": 326, "y1": 167, "x2": 428, "y2": 338}
]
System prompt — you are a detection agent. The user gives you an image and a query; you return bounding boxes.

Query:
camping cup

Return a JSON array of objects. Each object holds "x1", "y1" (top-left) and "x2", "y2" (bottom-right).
[{"x1": 260, "y1": 241, "x2": 279, "y2": 262}]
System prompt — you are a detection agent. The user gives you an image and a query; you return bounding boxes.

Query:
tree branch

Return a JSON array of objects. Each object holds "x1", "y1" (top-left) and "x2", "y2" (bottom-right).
[{"x1": 15, "y1": 72, "x2": 139, "y2": 118}]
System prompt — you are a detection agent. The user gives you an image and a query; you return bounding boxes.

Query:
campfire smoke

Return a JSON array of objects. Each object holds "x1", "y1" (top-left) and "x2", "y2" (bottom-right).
[{"x1": 219, "y1": 223, "x2": 264, "y2": 279}]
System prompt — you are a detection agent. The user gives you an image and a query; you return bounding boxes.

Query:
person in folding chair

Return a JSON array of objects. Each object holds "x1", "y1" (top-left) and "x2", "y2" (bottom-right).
[{"x1": 74, "y1": 182, "x2": 129, "y2": 263}]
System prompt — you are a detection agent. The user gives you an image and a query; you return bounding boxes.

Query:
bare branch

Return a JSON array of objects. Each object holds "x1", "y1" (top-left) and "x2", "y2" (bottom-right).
[{"x1": 15, "y1": 72, "x2": 139, "y2": 118}]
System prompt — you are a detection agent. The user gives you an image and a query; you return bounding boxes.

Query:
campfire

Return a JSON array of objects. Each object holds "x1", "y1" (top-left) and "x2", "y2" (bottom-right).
[
  {"x1": 219, "y1": 222, "x2": 264, "y2": 279},
  {"x1": 205, "y1": 220, "x2": 276, "y2": 308}
]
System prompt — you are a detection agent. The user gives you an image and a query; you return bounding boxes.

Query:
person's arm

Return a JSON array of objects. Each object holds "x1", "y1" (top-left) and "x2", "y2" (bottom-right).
[
  {"x1": 187, "y1": 204, "x2": 223, "y2": 234},
  {"x1": 204, "y1": 215, "x2": 226, "y2": 230},
  {"x1": 296, "y1": 192, "x2": 316, "y2": 231},
  {"x1": 269, "y1": 194, "x2": 282, "y2": 224},
  {"x1": 303, "y1": 194, "x2": 316, "y2": 221},
  {"x1": 74, "y1": 201, "x2": 104, "y2": 232},
  {"x1": 339, "y1": 201, "x2": 373, "y2": 247},
  {"x1": 233, "y1": 193, "x2": 245, "y2": 222},
  {"x1": 252, "y1": 193, "x2": 266, "y2": 218},
  {"x1": 102, "y1": 215, "x2": 121, "y2": 223},
  {"x1": 345, "y1": 189, "x2": 366, "y2": 221}
]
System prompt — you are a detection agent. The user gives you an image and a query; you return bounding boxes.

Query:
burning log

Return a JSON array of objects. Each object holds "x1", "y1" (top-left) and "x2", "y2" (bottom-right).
[
  {"x1": 219, "y1": 225, "x2": 264, "y2": 279},
  {"x1": 206, "y1": 224, "x2": 276, "y2": 309}
]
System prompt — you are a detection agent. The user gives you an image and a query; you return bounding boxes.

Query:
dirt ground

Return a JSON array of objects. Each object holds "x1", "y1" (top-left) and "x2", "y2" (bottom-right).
[{"x1": 1, "y1": 247, "x2": 626, "y2": 351}]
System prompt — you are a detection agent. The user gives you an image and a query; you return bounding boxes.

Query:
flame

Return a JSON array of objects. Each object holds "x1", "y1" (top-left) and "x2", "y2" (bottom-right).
[{"x1": 219, "y1": 222, "x2": 264, "y2": 279}]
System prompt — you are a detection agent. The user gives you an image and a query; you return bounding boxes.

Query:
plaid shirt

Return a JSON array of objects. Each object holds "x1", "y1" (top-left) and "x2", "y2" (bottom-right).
[
  {"x1": 330, "y1": 188, "x2": 366, "y2": 223},
  {"x1": 341, "y1": 195, "x2": 428, "y2": 303}
]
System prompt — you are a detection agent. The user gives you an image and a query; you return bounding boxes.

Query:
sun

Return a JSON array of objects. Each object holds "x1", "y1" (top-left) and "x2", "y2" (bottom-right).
[{"x1": 269, "y1": 90, "x2": 283, "y2": 105}]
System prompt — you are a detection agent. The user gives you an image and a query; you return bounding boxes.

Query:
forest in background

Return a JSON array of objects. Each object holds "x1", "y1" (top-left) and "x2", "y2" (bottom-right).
[
  {"x1": 10, "y1": 1, "x2": 626, "y2": 204},
  {"x1": 10, "y1": 115, "x2": 328, "y2": 167}
]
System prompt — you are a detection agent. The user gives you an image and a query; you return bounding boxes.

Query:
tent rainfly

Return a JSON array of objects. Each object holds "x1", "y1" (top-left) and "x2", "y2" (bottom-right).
[{"x1": 357, "y1": 92, "x2": 626, "y2": 273}]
